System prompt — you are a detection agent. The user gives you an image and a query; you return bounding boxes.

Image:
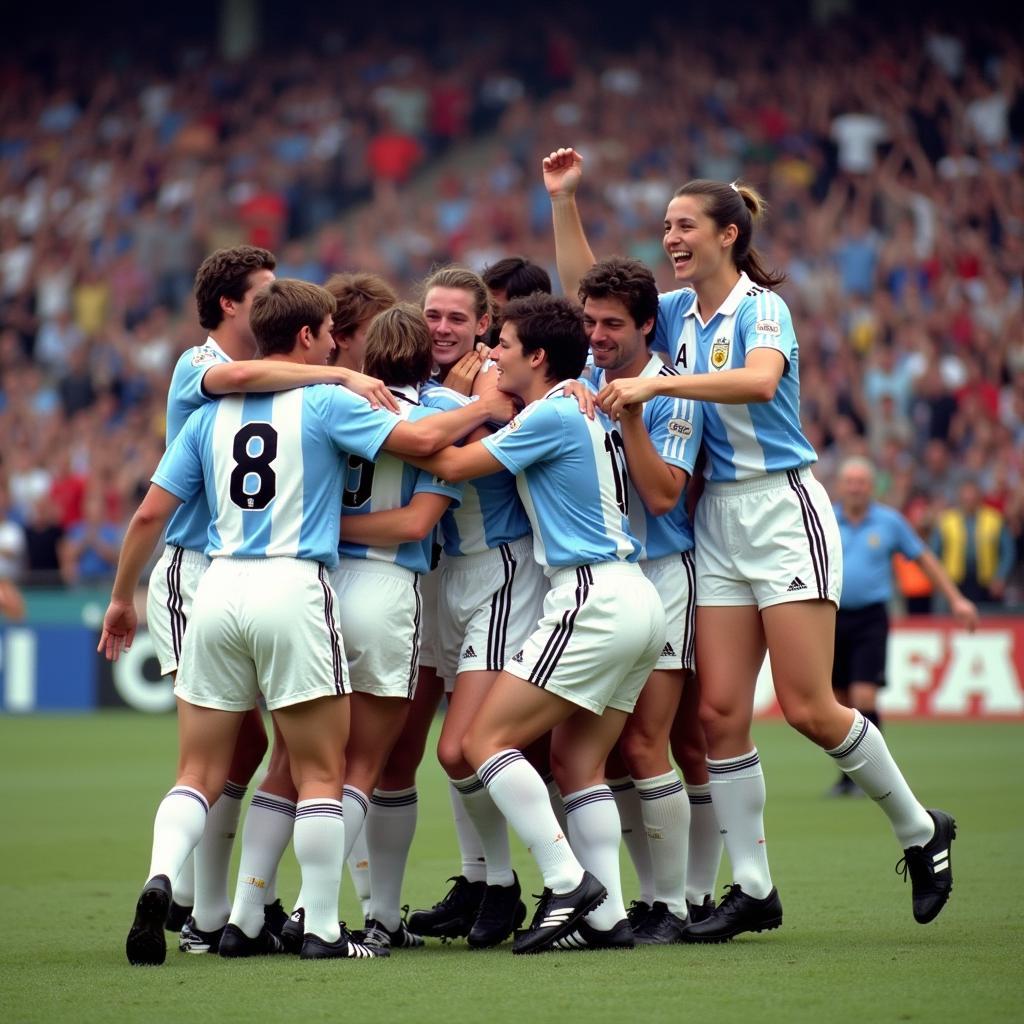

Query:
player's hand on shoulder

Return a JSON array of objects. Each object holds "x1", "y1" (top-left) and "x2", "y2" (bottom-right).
[
  {"x1": 97, "y1": 600, "x2": 137, "y2": 661},
  {"x1": 446, "y1": 350, "x2": 484, "y2": 396},
  {"x1": 542, "y1": 147, "x2": 584, "y2": 198},
  {"x1": 562, "y1": 379, "x2": 596, "y2": 420},
  {"x1": 480, "y1": 387, "x2": 518, "y2": 425},
  {"x1": 597, "y1": 376, "x2": 655, "y2": 420},
  {"x1": 340, "y1": 369, "x2": 400, "y2": 412}
]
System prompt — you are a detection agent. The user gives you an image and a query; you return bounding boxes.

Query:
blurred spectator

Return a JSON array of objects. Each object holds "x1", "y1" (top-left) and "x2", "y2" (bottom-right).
[
  {"x1": 57, "y1": 488, "x2": 122, "y2": 587},
  {"x1": 0, "y1": 481, "x2": 27, "y2": 620},
  {"x1": 23, "y1": 496, "x2": 64, "y2": 586}
]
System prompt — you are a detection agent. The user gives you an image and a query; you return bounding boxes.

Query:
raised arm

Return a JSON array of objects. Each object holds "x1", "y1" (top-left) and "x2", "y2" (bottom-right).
[
  {"x1": 341, "y1": 492, "x2": 453, "y2": 546},
  {"x1": 543, "y1": 147, "x2": 596, "y2": 299}
]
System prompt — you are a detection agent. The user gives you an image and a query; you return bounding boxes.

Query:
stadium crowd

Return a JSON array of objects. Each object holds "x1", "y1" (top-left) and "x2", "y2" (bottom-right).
[{"x1": 0, "y1": 9, "x2": 1022, "y2": 605}]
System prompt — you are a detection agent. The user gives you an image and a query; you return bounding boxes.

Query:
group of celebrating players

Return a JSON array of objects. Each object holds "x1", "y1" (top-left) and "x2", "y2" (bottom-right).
[{"x1": 99, "y1": 148, "x2": 956, "y2": 966}]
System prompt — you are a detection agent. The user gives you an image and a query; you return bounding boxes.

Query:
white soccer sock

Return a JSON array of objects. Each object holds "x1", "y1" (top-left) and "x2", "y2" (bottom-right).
[
  {"x1": 478, "y1": 749, "x2": 583, "y2": 894},
  {"x1": 342, "y1": 785, "x2": 369, "y2": 862},
  {"x1": 448, "y1": 780, "x2": 487, "y2": 884},
  {"x1": 452, "y1": 775, "x2": 514, "y2": 887},
  {"x1": 170, "y1": 851, "x2": 195, "y2": 907},
  {"x1": 544, "y1": 773, "x2": 569, "y2": 835},
  {"x1": 366, "y1": 787, "x2": 418, "y2": 932},
  {"x1": 827, "y1": 711, "x2": 934, "y2": 848},
  {"x1": 228, "y1": 790, "x2": 295, "y2": 938},
  {"x1": 685, "y1": 783, "x2": 723, "y2": 904},
  {"x1": 635, "y1": 771, "x2": 689, "y2": 916},
  {"x1": 293, "y1": 798, "x2": 344, "y2": 943},
  {"x1": 608, "y1": 776, "x2": 655, "y2": 906},
  {"x1": 346, "y1": 827, "x2": 372, "y2": 916},
  {"x1": 147, "y1": 786, "x2": 208, "y2": 889},
  {"x1": 564, "y1": 785, "x2": 627, "y2": 931},
  {"x1": 707, "y1": 750, "x2": 773, "y2": 900},
  {"x1": 191, "y1": 780, "x2": 246, "y2": 931}
]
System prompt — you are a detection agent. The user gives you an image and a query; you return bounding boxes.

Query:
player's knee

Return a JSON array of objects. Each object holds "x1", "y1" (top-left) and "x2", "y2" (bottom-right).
[
  {"x1": 437, "y1": 732, "x2": 469, "y2": 778},
  {"x1": 618, "y1": 728, "x2": 667, "y2": 780},
  {"x1": 780, "y1": 699, "x2": 833, "y2": 743}
]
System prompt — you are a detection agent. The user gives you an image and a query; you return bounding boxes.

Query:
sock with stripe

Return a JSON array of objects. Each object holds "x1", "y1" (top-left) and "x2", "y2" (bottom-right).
[
  {"x1": 346, "y1": 827, "x2": 372, "y2": 917},
  {"x1": 478, "y1": 749, "x2": 584, "y2": 894},
  {"x1": 293, "y1": 798, "x2": 344, "y2": 942},
  {"x1": 448, "y1": 780, "x2": 487, "y2": 884},
  {"x1": 564, "y1": 785, "x2": 627, "y2": 931},
  {"x1": 147, "y1": 786, "x2": 208, "y2": 888},
  {"x1": 366, "y1": 787, "x2": 418, "y2": 932},
  {"x1": 228, "y1": 790, "x2": 295, "y2": 938},
  {"x1": 543, "y1": 772, "x2": 570, "y2": 834},
  {"x1": 635, "y1": 771, "x2": 689, "y2": 916},
  {"x1": 452, "y1": 775, "x2": 514, "y2": 886},
  {"x1": 685, "y1": 783, "x2": 724, "y2": 904},
  {"x1": 341, "y1": 784, "x2": 369, "y2": 862},
  {"x1": 607, "y1": 776, "x2": 655, "y2": 906},
  {"x1": 707, "y1": 750, "x2": 773, "y2": 900},
  {"x1": 191, "y1": 780, "x2": 247, "y2": 931},
  {"x1": 170, "y1": 852, "x2": 195, "y2": 908},
  {"x1": 827, "y1": 711, "x2": 934, "y2": 848}
]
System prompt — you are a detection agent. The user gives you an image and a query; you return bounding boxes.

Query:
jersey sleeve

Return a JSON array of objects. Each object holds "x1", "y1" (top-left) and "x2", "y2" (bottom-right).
[
  {"x1": 480, "y1": 398, "x2": 564, "y2": 474},
  {"x1": 651, "y1": 290, "x2": 692, "y2": 358},
  {"x1": 646, "y1": 395, "x2": 703, "y2": 475},
  {"x1": 321, "y1": 386, "x2": 401, "y2": 461},
  {"x1": 151, "y1": 409, "x2": 205, "y2": 502},
  {"x1": 889, "y1": 507, "x2": 925, "y2": 560},
  {"x1": 412, "y1": 468, "x2": 463, "y2": 507},
  {"x1": 170, "y1": 346, "x2": 224, "y2": 411},
  {"x1": 738, "y1": 290, "x2": 796, "y2": 367}
]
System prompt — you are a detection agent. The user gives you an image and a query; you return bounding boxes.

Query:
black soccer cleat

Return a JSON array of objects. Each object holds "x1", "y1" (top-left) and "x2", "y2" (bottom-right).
[
  {"x1": 281, "y1": 908, "x2": 305, "y2": 954},
  {"x1": 897, "y1": 809, "x2": 956, "y2": 924},
  {"x1": 358, "y1": 917, "x2": 425, "y2": 952},
  {"x1": 553, "y1": 917, "x2": 635, "y2": 951},
  {"x1": 178, "y1": 916, "x2": 224, "y2": 954},
  {"x1": 631, "y1": 901, "x2": 689, "y2": 945},
  {"x1": 126, "y1": 874, "x2": 171, "y2": 966},
  {"x1": 686, "y1": 894, "x2": 716, "y2": 924},
  {"x1": 682, "y1": 884, "x2": 782, "y2": 943},
  {"x1": 218, "y1": 923, "x2": 286, "y2": 957},
  {"x1": 407, "y1": 876, "x2": 487, "y2": 939},
  {"x1": 467, "y1": 874, "x2": 527, "y2": 949},
  {"x1": 511, "y1": 871, "x2": 608, "y2": 955},
  {"x1": 626, "y1": 899, "x2": 652, "y2": 931},
  {"x1": 165, "y1": 899, "x2": 192, "y2": 933},
  {"x1": 263, "y1": 898, "x2": 289, "y2": 938},
  {"x1": 300, "y1": 925, "x2": 389, "y2": 959}
]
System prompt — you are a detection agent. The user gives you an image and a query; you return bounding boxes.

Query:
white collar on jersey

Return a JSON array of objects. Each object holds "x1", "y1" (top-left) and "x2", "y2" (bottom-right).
[
  {"x1": 387, "y1": 383, "x2": 420, "y2": 405},
  {"x1": 203, "y1": 336, "x2": 231, "y2": 361},
  {"x1": 542, "y1": 379, "x2": 576, "y2": 401},
  {"x1": 681, "y1": 271, "x2": 753, "y2": 321}
]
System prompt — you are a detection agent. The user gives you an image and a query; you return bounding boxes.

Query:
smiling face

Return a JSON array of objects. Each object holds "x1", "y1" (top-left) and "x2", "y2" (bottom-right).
[
  {"x1": 662, "y1": 194, "x2": 736, "y2": 285},
  {"x1": 305, "y1": 313, "x2": 337, "y2": 366},
  {"x1": 582, "y1": 294, "x2": 651, "y2": 376},
  {"x1": 423, "y1": 286, "x2": 489, "y2": 372},
  {"x1": 491, "y1": 321, "x2": 537, "y2": 401}
]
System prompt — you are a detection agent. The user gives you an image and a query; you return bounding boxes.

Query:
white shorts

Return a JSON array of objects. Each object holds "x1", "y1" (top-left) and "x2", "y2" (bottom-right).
[
  {"x1": 417, "y1": 566, "x2": 440, "y2": 671},
  {"x1": 175, "y1": 557, "x2": 349, "y2": 712},
  {"x1": 147, "y1": 544, "x2": 210, "y2": 676},
  {"x1": 505, "y1": 562, "x2": 665, "y2": 715},
  {"x1": 437, "y1": 535, "x2": 548, "y2": 690},
  {"x1": 641, "y1": 550, "x2": 696, "y2": 672},
  {"x1": 696, "y1": 466, "x2": 843, "y2": 609},
  {"x1": 330, "y1": 559, "x2": 420, "y2": 700}
]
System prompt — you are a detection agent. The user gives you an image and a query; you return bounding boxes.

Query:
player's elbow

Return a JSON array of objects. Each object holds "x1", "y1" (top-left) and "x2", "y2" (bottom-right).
[
  {"x1": 646, "y1": 493, "x2": 677, "y2": 518},
  {"x1": 403, "y1": 513, "x2": 438, "y2": 542},
  {"x1": 750, "y1": 374, "x2": 779, "y2": 403}
]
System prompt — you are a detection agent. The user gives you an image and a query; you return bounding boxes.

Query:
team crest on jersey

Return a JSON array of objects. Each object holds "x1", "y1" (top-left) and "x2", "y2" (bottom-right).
[
  {"x1": 191, "y1": 345, "x2": 219, "y2": 367},
  {"x1": 667, "y1": 418, "x2": 693, "y2": 439},
  {"x1": 755, "y1": 319, "x2": 781, "y2": 336},
  {"x1": 710, "y1": 337, "x2": 730, "y2": 369}
]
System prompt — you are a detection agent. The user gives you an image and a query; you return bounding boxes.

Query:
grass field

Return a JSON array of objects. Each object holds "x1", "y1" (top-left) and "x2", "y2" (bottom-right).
[{"x1": 2, "y1": 714, "x2": 1022, "y2": 1024}]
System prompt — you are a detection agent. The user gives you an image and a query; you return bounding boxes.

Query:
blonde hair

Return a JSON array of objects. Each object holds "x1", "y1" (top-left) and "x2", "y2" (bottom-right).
[{"x1": 323, "y1": 272, "x2": 398, "y2": 338}]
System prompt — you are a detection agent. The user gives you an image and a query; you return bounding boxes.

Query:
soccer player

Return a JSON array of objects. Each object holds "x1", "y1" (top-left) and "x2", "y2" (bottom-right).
[
  {"x1": 408, "y1": 293, "x2": 666, "y2": 954},
  {"x1": 576, "y1": 256, "x2": 701, "y2": 944},
  {"x1": 827, "y1": 456, "x2": 978, "y2": 796},
  {"x1": 544, "y1": 146, "x2": 958, "y2": 937},
  {"x1": 146, "y1": 245, "x2": 398, "y2": 953},
  {"x1": 100, "y1": 280, "x2": 516, "y2": 965}
]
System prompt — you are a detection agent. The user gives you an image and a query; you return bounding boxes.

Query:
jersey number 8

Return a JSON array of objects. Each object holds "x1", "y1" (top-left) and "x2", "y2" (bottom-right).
[{"x1": 230, "y1": 422, "x2": 278, "y2": 511}]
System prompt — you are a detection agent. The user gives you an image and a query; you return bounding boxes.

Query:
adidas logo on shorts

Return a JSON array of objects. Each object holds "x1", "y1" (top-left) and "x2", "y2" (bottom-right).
[
  {"x1": 661, "y1": 642, "x2": 676, "y2": 657},
  {"x1": 511, "y1": 651, "x2": 524, "y2": 663},
  {"x1": 787, "y1": 577, "x2": 807, "y2": 592},
  {"x1": 462, "y1": 645, "x2": 477, "y2": 659}
]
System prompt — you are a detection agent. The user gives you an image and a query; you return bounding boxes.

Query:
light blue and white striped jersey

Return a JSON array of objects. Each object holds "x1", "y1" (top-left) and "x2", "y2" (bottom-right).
[
  {"x1": 651, "y1": 273, "x2": 816, "y2": 482},
  {"x1": 153, "y1": 385, "x2": 400, "y2": 569},
  {"x1": 591, "y1": 354, "x2": 701, "y2": 560},
  {"x1": 339, "y1": 386, "x2": 463, "y2": 574},
  {"x1": 482, "y1": 382, "x2": 642, "y2": 574},
  {"x1": 420, "y1": 384, "x2": 531, "y2": 556},
  {"x1": 163, "y1": 338, "x2": 230, "y2": 551}
]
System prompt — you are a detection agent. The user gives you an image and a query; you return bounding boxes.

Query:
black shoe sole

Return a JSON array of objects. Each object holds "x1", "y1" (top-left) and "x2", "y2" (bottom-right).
[
  {"x1": 406, "y1": 916, "x2": 473, "y2": 940},
  {"x1": 467, "y1": 901, "x2": 527, "y2": 949},
  {"x1": 126, "y1": 883, "x2": 170, "y2": 966},
  {"x1": 683, "y1": 915, "x2": 782, "y2": 944}
]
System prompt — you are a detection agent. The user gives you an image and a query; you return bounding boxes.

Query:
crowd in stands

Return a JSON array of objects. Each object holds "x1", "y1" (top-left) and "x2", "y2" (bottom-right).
[{"x1": 0, "y1": 8, "x2": 1021, "y2": 608}]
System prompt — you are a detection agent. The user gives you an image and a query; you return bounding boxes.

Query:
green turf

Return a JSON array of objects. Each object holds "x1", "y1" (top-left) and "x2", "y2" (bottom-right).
[{"x1": 1, "y1": 715, "x2": 1022, "y2": 1024}]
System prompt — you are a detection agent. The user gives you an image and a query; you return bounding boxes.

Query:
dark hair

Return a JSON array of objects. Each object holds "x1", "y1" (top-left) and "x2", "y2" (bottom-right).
[
  {"x1": 324, "y1": 271, "x2": 397, "y2": 338},
  {"x1": 671, "y1": 180, "x2": 786, "y2": 288},
  {"x1": 362, "y1": 303, "x2": 434, "y2": 388},
  {"x1": 577, "y1": 256, "x2": 659, "y2": 337},
  {"x1": 250, "y1": 279, "x2": 336, "y2": 357},
  {"x1": 482, "y1": 256, "x2": 552, "y2": 301},
  {"x1": 420, "y1": 265, "x2": 491, "y2": 323},
  {"x1": 194, "y1": 246, "x2": 277, "y2": 330},
  {"x1": 501, "y1": 294, "x2": 588, "y2": 383}
]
